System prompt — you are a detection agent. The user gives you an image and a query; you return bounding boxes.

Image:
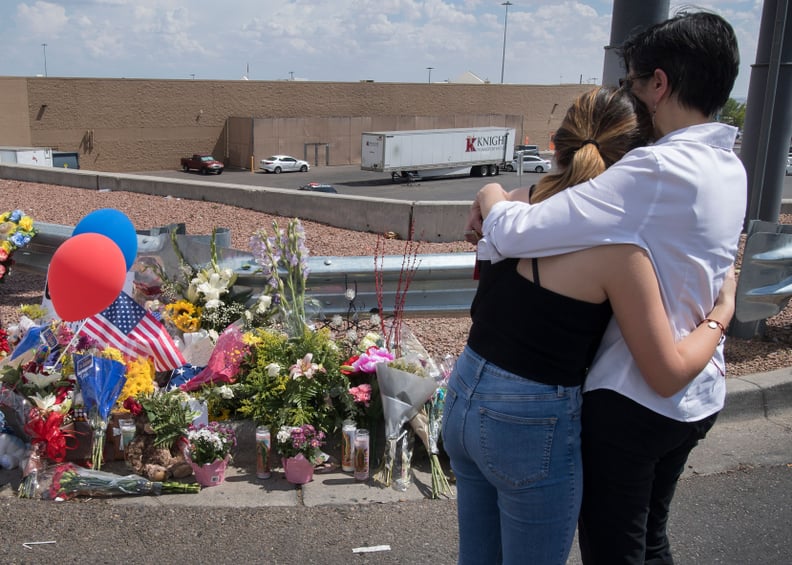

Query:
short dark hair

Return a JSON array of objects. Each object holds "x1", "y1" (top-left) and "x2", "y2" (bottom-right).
[{"x1": 621, "y1": 11, "x2": 739, "y2": 117}]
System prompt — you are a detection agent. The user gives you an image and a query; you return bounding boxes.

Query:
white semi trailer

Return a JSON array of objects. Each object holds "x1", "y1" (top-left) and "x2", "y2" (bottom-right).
[
  {"x1": 0, "y1": 147, "x2": 53, "y2": 167},
  {"x1": 361, "y1": 127, "x2": 515, "y2": 181}
]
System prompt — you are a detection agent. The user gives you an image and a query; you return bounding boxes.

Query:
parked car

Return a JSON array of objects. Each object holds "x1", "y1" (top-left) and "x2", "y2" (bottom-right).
[
  {"x1": 787, "y1": 155, "x2": 792, "y2": 176},
  {"x1": 299, "y1": 183, "x2": 337, "y2": 193},
  {"x1": 180, "y1": 154, "x2": 224, "y2": 175},
  {"x1": 259, "y1": 155, "x2": 310, "y2": 174},
  {"x1": 514, "y1": 144, "x2": 540, "y2": 157},
  {"x1": 506, "y1": 154, "x2": 552, "y2": 173}
]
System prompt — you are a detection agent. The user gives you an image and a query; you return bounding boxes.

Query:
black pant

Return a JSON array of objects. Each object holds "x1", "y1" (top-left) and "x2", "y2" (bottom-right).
[{"x1": 578, "y1": 389, "x2": 718, "y2": 565}]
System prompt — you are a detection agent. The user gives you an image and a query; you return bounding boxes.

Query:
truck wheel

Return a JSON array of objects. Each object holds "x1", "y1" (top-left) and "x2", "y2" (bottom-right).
[
  {"x1": 216, "y1": 170, "x2": 222, "y2": 175},
  {"x1": 391, "y1": 172, "x2": 402, "y2": 182},
  {"x1": 274, "y1": 167, "x2": 282, "y2": 174},
  {"x1": 480, "y1": 165, "x2": 490, "y2": 176},
  {"x1": 182, "y1": 165, "x2": 189, "y2": 172},
  {"x1": 488, "y1": 164, "x2": 497, "y2": 176},
  {"x1": 300, "y1": 165, "x2": 308, "y2": 172},
  {"x1": 200, "y1": 168, "x2": 207, "y2": 175}
]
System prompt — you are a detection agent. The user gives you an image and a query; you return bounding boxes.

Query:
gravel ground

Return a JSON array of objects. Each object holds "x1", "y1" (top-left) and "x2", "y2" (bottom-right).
[{"x1": 1, "y1": 178, "x2": 790, "y2": 378}]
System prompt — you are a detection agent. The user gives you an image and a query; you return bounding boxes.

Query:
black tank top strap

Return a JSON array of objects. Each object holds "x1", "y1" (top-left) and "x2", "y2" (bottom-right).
[{"x1": 532, "y1": 257, "x2": 541, "y2": 287}]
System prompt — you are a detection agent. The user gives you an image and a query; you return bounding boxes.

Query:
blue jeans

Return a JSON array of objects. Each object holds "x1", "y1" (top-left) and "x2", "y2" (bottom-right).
[{"x1": 442, "y1": 346, "x2": 583, "y2": 565}]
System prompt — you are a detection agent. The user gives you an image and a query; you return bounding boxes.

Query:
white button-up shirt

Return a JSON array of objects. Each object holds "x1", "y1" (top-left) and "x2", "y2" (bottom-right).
[{"x1": 481, "y1": 123, "x2": 746, "y2": 421}]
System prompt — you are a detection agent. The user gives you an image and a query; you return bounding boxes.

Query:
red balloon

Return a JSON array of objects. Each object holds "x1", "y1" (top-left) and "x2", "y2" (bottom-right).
[{"x1": 48, "y1": 233, "x2": 127, "y2": 322}]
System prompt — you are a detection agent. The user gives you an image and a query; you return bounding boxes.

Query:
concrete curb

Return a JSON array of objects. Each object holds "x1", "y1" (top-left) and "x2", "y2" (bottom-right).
[{"x1": 720, "y1": 367, "x2": 792, "y2": 422}]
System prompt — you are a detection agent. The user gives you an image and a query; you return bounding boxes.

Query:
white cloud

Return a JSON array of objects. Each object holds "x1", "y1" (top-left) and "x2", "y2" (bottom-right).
[{"x1": 1, "y1": 1, "x2": 762, "y2": 96}]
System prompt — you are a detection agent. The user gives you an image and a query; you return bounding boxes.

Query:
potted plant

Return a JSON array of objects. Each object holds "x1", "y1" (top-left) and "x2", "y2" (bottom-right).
[
  {"x1": 276, "y1": 424, "x2": 325, "y2": 484},
  {"x1": 185, "y1": 421, "x2": 236, "y2": 487}
]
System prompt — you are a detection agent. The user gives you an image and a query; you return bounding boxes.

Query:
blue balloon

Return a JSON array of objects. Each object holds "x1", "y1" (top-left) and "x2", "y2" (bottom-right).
[{"x1": 72, "y1": 208, "x2": 137, "y2": 270}]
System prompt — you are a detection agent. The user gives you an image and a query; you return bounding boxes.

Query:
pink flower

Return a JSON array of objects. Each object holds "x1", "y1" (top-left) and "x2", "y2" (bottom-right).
[
  {"x1": 289, "y1": 353, "x2": 325, "y2": 379},
  {"x1": 349, "y1": 383, "x2": 372, "y2": 406},
  {"x1": 352, "y1": 346, "x2": 394, "y2": 373},
  {"x1": 0, "y1": 248, "x2": 8, "y2": 261}
]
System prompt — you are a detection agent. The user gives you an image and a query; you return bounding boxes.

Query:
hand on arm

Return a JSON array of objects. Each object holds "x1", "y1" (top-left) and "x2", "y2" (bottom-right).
[
  {"x1": 465, "y1": 183, "x2": 529, "y2": 245},
  {"x1": 604, "y1": 247, "x2": 735, "y2": 397}
]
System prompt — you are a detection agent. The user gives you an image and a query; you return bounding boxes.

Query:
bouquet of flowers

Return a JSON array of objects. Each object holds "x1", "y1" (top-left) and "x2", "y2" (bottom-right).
[
  {"x1": 0, "y1": 209, "x2": 37, "y2": 282},
  {"x1": 249, "y1": 218, "x2": 315, "y2": 337},
  {"x1": 276, "y1": 423, "x2": 325, "y2": 465},
  {"x1": 18, "y1": 462, "x2": 200, "y2": 499},
  {"x1": 73, "y1": 354, "x2": 127, "y2": 470},
  {"x1": 185, "y1": 421, "x2": 236, "y2": 466}
]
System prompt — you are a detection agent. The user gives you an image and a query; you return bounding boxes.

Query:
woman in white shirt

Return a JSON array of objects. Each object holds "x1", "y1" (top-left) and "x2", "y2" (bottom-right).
[{"x1": 469, "y1": 11, "x2": 744, "y2": 565}]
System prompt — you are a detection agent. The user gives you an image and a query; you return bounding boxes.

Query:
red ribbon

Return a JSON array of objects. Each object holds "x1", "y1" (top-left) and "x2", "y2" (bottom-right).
[{"x1": 24, "y1": 409, "x2": 75, "y2": 463}]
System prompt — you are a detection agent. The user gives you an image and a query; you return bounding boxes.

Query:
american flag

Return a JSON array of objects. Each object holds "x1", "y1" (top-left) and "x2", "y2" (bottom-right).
[{"x1": 82, "y1": 291, "x2": 186, "y2": 371}]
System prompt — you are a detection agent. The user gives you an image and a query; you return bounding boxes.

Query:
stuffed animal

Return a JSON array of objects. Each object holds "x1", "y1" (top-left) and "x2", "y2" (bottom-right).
[
  {"x1": 0, "y1": 432, "x2": 28, "y2": 470},
  {"x1": 123, "y1": 417, "x2": 192, "y2": 482}
]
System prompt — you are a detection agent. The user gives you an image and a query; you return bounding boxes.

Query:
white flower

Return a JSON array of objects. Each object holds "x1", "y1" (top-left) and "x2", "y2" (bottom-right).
[
  {"x1": 29, "y1": 392, "x2": 58, "y2": 411},
  {"x1": 23, "y1": 372, "x2": 61, "y2": 390},
  {"x1": 277, "y1": 426, "x2": 294, "y2": 444},
  {"x1": 203, "y1": 298, "x2": 223, "y2": 310},
  {"x1": 370, "y1": 313, "x2": 381, "y2": 326},
  {"x1": 345, "y1": 288, "x2": 356, "y2": 301},
  {"x1": 346, "y1": 329, "x2": 358, "y2": 343},
  {"x1": 217, "y1": 385, "x2": 235, "y2": 399},
  {"x1": 331, "y1": 315, "x2": 343, "y2": 328},
  {"x1": 266, "y1": 363, "x2": 281, "y2": 377},
  {"x1": 255, "y1": 294, "x2": 272, "y2": 314}
]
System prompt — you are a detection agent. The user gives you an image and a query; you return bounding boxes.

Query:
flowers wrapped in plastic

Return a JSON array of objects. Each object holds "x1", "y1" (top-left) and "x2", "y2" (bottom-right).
[
  {"x1": 180, "y1": 324, "x2": 249, "y2": 392},
  {"x1": 73, "y1": 354, "x2": 127, "y2": 470},
  {"x1": 409, "y1": 353, "x2": 456, "y2": 499},
  {"x1": 374, "y1": 357, "x2": 439, "y2": 491},
  {"x1": 18, "y1": 462, "x2": 200, "y2": 499}
]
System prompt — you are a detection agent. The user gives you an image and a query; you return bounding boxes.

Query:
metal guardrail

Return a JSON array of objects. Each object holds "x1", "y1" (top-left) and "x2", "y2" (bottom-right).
[{"x1": 14, "y1": 222, "x2": 477, "y2": 318}]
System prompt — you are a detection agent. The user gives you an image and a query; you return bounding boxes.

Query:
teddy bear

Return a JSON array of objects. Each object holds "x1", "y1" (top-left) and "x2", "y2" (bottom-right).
[{"x1": 123, "y1": 415, "x2": 192, "y2": 482}]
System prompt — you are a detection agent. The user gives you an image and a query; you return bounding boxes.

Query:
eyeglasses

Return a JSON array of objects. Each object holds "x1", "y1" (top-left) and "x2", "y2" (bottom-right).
[{"x1": 619, "y1": 71, "x2": 654, "y2": 90}]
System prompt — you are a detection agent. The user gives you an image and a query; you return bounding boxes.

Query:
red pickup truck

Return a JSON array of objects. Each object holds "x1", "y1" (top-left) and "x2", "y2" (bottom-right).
[{"x1": 180, "y1": 154, "x2": 224, "y2": 175}]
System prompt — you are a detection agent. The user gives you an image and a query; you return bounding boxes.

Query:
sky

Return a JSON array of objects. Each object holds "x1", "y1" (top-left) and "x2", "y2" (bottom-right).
[{"x1": 2, "y1": 1, "x2": 763, "y2": 99}]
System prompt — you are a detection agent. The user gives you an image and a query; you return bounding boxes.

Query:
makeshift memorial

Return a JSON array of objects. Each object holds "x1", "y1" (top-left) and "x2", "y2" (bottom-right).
[
  {"x1": 18, "y1": 462, "x2": 200, "y2": 499},
  {"x1": 0, "y1": 209, "x2": 37, "y2": 282},
  {"x1": 73, "y1": 354, "x2": 127, "y2": 470},
  {"x1": 185, "y1": 421, "x2": 236, "y2": 487}
]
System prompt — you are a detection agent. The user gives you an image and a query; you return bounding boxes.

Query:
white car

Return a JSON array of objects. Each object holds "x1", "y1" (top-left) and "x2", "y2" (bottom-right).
[
  {"x1": 259, "y1": 155, "x2": 310, "y2": 174},
  {"x1": 507, "y1": 154, "x2": 552, "y2": 173}
]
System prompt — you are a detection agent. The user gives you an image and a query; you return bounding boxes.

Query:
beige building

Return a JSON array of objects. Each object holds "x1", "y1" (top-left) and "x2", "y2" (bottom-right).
[{"x1": 0, "y1": 77, "x2": 593, "y2": 173}]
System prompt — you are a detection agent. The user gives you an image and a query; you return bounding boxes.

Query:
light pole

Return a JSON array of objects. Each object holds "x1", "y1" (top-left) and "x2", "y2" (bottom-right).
[
  {"x1": 426, "y1": 66, "x2": 434, "y2": 83},
  {"x1": 500, "y1": 1, "x2": 512, "y2": 84},
  {"x1": 41, "y1": 43, "x2": 47, "y2": 77}
]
